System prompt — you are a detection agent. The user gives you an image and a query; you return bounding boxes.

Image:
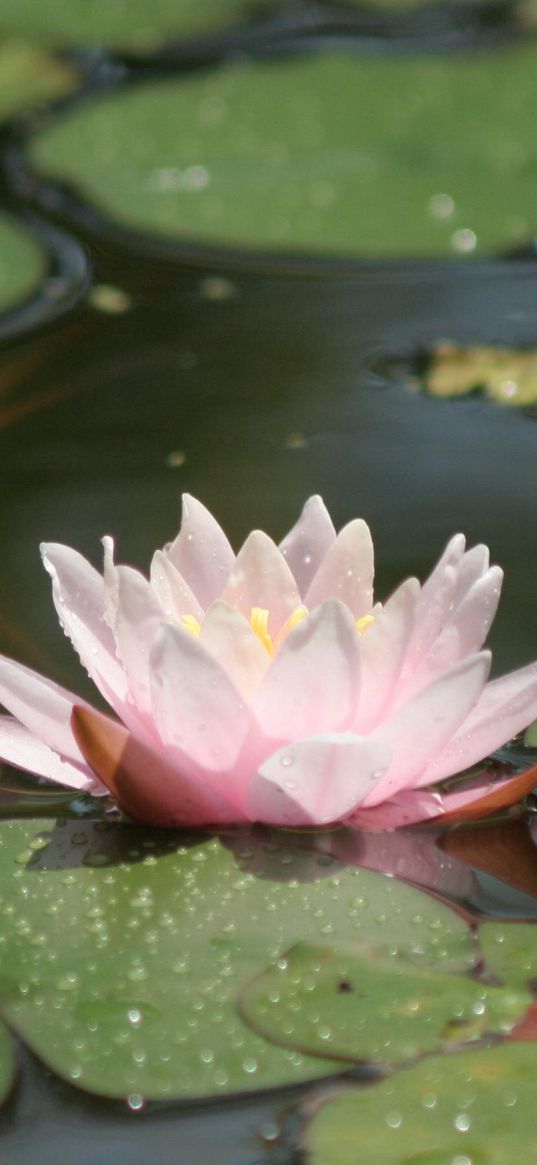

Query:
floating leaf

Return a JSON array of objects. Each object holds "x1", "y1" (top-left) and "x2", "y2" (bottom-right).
[
  {"x1": 29, "y1": 46, "x2": 537, "y2": 258},
  {"x1": 423, "y1": 344, "x2": 537, "y2": 406},
  {"x1": 240, "y1": 941, "x2": 530, "y2": 1065},
  {"x1": 0, "y1": 215, "x2": 45, "y2": 314},
  {"x1": 0, "y1": 820, "x2": 476, "y2": 1101},
  {"x1": 0, "y1": 1022, "x2": 15, "y2": 1104},
  {"x1": 480, "y1": 920, "x2": 537, "y2": 990},
  {"x1": 302, "y1": 1043, "x2": 537, "y2": 1165},
  {"x1": 0, "y1": 38, "x2": 77, "y2": 120},
  {"x1": 0, "y1": 2, "x2": 258, "y2": 50},
  {"x1": 440, "y1": 818, "x2": 537, "y2": 904}
]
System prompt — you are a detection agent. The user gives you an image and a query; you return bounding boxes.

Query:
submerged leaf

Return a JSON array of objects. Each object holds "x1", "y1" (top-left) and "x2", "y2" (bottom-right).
[{"x1": 424, "y1": 344, "x2": 537, "y2": 407}]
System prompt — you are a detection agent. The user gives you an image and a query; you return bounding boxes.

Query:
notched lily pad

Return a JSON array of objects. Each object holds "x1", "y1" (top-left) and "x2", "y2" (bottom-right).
[
  {"x1": 28, "y1": 46, "x2": 537, "y2": 259},
  {"x1": 480, "y1": 920, "x2": 537, "y2": 990},
  {"x1": 423, "y1": 343, "x2": 537, "y2": 406},
  {"x1": 0, "y1": 214, "x2": 46, "y2": 314},
  {"x1": 301, "y1": 1043, "x2": 537, "y2": 1165},
  {"x1": 0, "y1": 2, "x2": 262, "y2": 50},
  {"x1": 239, "y1": 941, "x2": 530, "y2": 1065},
  {"x1": 0, "y1": 820, "x2": 476, "y2": 1102},
  {"x1": 0, "y1": 38, "x2": 77, "y2": 121}
]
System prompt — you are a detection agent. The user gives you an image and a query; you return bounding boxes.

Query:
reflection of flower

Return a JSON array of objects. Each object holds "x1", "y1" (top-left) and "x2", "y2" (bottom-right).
[{"x1": 1, "y1": 495, "x2": 537, "y2": 829}]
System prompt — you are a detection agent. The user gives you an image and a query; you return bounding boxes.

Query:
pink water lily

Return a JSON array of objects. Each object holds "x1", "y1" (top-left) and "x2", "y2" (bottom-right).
[{"x1": 0, "y1": 494, "x2": 537, "y2": 829}]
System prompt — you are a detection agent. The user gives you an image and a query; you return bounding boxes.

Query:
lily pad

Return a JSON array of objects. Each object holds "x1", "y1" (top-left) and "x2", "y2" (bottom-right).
[
  {"x1": 0, "y1": 3, "x2": 259, "y2": 51},
  {"x1": 29, "y1": 45, "x2": 537, "y2": 259},
  {"x1": 480, "y1": 920, "x2": 537, "y2": 990},
  {"x1": 0, "y1": 820, "x2": 476, "y2": 1101},
  {"x1": 423, "y1": 344, "x2": 537, "y2": 406},
  {"x1": 240, "y1": 941, "x2": 530, "y2": 1065},
  {"x1": 302, "y1": 1043, "x2": 537, "y2": 1165},
  {"x1": 0, "y1": 1021, "x2": 15, "y2": 1104},
  {"x1": 0, "y1": 39, "x2": 77, "y2": 121},
  {"x1": 0, "y1": 214, "x2": 46, "y2": 313}
]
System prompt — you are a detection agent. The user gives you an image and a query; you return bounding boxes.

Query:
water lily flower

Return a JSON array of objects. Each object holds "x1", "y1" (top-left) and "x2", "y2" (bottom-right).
[{"x1": 0, "y1": 495, "x2": 537, "y2": 830}]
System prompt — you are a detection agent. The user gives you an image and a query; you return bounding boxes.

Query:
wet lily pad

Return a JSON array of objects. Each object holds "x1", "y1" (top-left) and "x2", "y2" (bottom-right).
[
  {"x1": 0, "y1": 1022, "x2": 15, "y2": 1103},
  {"x1": 0, "y1": 215, "x2": 46, "y2": 313},
  {"x1": 0, "y1": 3, "x2": 258, "y2": 51},
  {"x1": 0, "y1": 820, "x2": 476, "y2": 1102},
  {"x1": 240, "y1": 941, "x2": 529, "y2": 1065},
  {"x1": 0, "y1": 39, "x2": 77, "y2": 121},
  {"x1": 423, "y1": 344, "x2": 537, "y2": 406},
  {"x1": 29, "y1": 46, "x2": 537, "y2": 259},
  {"x1": 302, "y1": 1043, "x2": 537, "y2": 1165},
  {"x1": 480, "y1": 920, "x2": 537, "y2": 990}
]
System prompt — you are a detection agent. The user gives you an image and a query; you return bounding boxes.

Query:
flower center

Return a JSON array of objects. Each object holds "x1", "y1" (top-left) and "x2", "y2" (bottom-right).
[{"x1": 180, "y1": 606, "x2": 375, "y2": 654}]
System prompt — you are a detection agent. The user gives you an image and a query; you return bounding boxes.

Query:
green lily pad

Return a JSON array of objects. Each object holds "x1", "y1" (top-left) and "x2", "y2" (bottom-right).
[
  {"x1": 0, "y1": 215, "x2": 46, "y2": 313},
  {"x1": 0, "y1": 820, "x2": 476, "y2": 1101},
  {"x1": 525, "y1": 720, "x2": 537, "y2": 747},
  {"x1": 240, "y1": 941, "x2": 530, "y2": 1065},
  {"x1": 0, "y1": 3, "x2": 260, "y2": 51},
  {"x1": 302, "y1": 1043, "x2": 537, "y2": 1165},
  {"x1": 29, "y1": 46, "x2": 537, "y2": 259},
  {"x1": 0, "y1": 39, "x2": 77, "y2": 120},
  {"x1": 423, "y1": 344, "x2": 537, "y2": 406},
  {"x1": 0, "y1": 1021, "x2": 16, "y2": 1104},
  {"x1": 480, "y1": 921, "x2": 537, "y2": 990}
]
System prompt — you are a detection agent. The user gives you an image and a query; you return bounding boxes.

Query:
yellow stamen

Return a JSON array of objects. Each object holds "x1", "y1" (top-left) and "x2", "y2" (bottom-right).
[
  {"x1": 250, "y1": 607, "x2": 273, "y2": 655},
  {"x1": 356, "y1": 613, "x2": 375, "y2": 635},
  {"x1": 181, "y1": 614, "x2": 201, "y2": 636}
]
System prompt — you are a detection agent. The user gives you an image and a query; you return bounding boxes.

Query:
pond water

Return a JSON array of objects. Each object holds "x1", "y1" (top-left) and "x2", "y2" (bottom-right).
[{"x1": 1, "y1": 5, "x2": 537, "y2": 1162}]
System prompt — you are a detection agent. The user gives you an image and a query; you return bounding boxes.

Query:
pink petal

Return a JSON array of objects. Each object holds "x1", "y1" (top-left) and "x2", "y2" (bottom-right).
[
  {"x1": 40, "y1": 542, "x2": 128, "y2": 708},
  {"x1": 350, "y1": 788, "x2": 445, "y2": 829},
  {"x1": 150, "y1": 550, "x2": 203, "y2": 623},
  {"x1": 278, "y1": 495, "x2": 336, "y2": 597},
  {"x1": 425, "y1": 566, "x2": 503, "y2": 673},
  {"x1": 0, "y1": 653, "x2": 86, "y2": 763},
  {"x1": 113, "y1": 565, "x2": 162, "y2": 721},
  {"x1": 200, "y1": 601, "x2": 269, "y2": 699},
  {"x1": 72, "y1": 706, "x2": 240, "y2": 826},
  {"x1": 245, "y1": 733, "x2": 391, "y2": 826},
  {"x1": 253, "y1": 600, "x2": 361, "y2": 741},
  {"x1": 304, "y1": 519, "x2": 374, "y2": 619},
  {"x1": 363, "y1": 651, "x2": 491, "y2": 805},
  {"x1": 221, "y1": 530, "x2": 301, "y2": 635},
  {"x1": 150, "y1": 623, "x2": 253, "y2": 780},
  {"x1": 355, "y1": 578, "x2": 419, "y2": 733},
  {"x1": 0, "y1": 715, "x2": 98, "y2": 790},
  {"x1": 165, "y1": 494, "x2": 234, "y2": 609},
  {"x1": 421, "y1": 660, "x2": 537, "y2": 784},
  {"x1": 454, "y1": 543, "x2": 489, "y2": 600}
]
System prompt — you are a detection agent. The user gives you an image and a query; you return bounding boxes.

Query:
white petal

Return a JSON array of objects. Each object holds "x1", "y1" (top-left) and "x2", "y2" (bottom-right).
[
  {"x1": 200, "y1": 601, "x2": 269, "y2": 699},
  {"x1": 364, "y1": 651, "x2": 491, "y2": 805},
  {"x1": 0, "y1": 716, "x2": 97, "y2": 790},
  {"x1": 253, "y1": 600, "x2": 360, "y2": 741},
  {"x1": 0, "y1": 653, "x2": 86, "y2": 763},
  {"x1": 114, "y1": 565, "x2": 162, "y2": 721},
  {"x1": 221, "y1": 530, "x2": 301, "y2": 635},
  {"x1": 421, "y1": 659, "x2": 537, "y2": 784},
  {"x1": 304, "y1": 519, "x2": 374, "y2": 619},
  {"x1": 40, "y1": 542, "x2": 128, "y2": 708},
  {"x1": 245, "y1": 734, "x2": 391, "y2": 826},
  {"x1": 165, "y1": 494, "x2": 234, "y2": 609},
  {"x1": 278, "y1": 495, "x2": 336, "y2": 597},
  {"x1": 150, "y1": 550, "x2": 203, "y2": 623},
  {"x1": 355, "y1": 578, "x2": 419, "y2": 732},
  {"x1": 150, "y1": 623, "x2": 253, "y2": 781}
]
